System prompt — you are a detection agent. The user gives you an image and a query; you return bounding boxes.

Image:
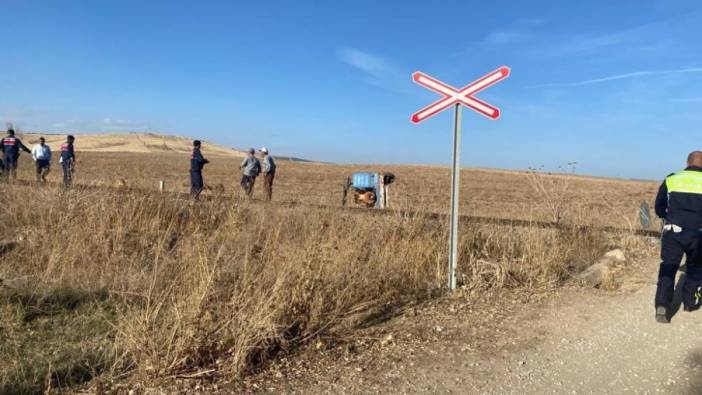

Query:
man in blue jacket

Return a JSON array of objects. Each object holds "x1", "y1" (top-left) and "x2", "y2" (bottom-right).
[
  {"x1": 190, "y1": 140, "x2": 209, "y2": 199},
  {"x1": 1, "y1": 128, "x2": 31, "y2": 180},
  {"x1": 654, "y1": 151, "x2": 702, "y2": 323}
]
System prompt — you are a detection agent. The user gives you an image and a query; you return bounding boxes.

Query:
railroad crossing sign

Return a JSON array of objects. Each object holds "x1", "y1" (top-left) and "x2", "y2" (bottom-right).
[
  {"x1": 411, "y1": 66, "x2": 510, "y2": 123},
  {"x1": 411, "y1": 66, "x2": 511, "y2": 290}
]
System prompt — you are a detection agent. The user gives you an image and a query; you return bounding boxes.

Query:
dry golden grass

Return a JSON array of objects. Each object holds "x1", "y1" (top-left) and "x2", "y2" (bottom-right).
[
  {"x1": 0, "y1": 147, "x2": 660, "y2": 393},
  {"x1": 6, "y1": 146, "x2": 658, "y2": 227}
]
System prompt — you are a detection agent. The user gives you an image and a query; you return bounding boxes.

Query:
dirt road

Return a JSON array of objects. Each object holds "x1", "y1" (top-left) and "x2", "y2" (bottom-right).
[
  {"x1": 275, "y1": 258, "x2": 702, "y2": 394},
  {"x1": 420, "y1": 257, "x2": 702, "y2": 394}
]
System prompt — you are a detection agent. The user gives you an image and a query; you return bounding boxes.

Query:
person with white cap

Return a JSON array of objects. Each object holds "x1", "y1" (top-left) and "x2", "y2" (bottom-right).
[{"x1": 260, "y1": 147, "x2": 276, "y2": 201}]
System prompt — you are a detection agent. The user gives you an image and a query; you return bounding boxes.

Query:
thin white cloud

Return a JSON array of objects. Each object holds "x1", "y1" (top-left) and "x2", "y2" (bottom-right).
[
  {"x1": 337, "y1": 47, "x2": 413, "y2": 94},
  {"x1": 478, "y1": 17, "x2": 543, "y2": 47},
  {"x1": 671, "y1": 98, "x2": 702, "y2": 103},
  {"x1": 338, "y1": 47, "x2": 393, "y2": 79},
  {"x1": 528, "y1": 67, "x2": 702, "y2": 88},
  {"x1": 482, "y1": 29, "x2": 533, "y2": 45},
  {"x1": 537, "y1": 13, "x2": 701, "y2": 59}
]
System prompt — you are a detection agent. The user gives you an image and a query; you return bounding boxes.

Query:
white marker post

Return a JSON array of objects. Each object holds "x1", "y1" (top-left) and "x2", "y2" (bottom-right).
[{"x1": 411, "y1": 66, "x2": 510, "y2": 290}]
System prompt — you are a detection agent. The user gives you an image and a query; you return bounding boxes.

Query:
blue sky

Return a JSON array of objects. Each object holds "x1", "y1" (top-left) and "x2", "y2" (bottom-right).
[{"x1": 2, "y1": 1, "x2": 702, "y2": 179}]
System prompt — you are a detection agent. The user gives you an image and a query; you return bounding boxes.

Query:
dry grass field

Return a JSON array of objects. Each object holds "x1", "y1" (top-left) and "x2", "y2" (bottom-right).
[
  {"x1": 0, "y1": 134, "x2": 661, "y2": 393},
  {"x1": 12, "y1": 133, "x2": 659, "y2": 228},
  {"x1": 22, "y1": 133, "x2": 246, "y2": 158}
]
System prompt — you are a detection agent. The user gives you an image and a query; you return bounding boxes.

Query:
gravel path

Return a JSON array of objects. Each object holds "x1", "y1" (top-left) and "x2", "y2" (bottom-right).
[
  {"x1": 281, "y1": 258, "x2": 702, "y2": 394},
  {"x1": 399, "y1": 258, "x2": 702, "y2": 394}
]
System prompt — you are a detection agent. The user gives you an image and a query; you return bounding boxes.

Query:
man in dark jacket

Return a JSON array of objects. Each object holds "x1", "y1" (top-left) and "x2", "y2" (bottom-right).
[
  {"x1": 190, "y1": 140, "x2": 209, "y2": 199},
  {"x1": 60, "y1": 135, "x2": 76, "y2": 187},
  {"x1": 1, "y1": 128, "x2": 31, "y2": 180},
  {"x1": 654, "y1": 151, "x2": 702, "y2": 323}
]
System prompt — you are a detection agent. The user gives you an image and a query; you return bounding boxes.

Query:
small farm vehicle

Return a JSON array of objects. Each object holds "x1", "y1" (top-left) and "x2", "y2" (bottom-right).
[{"x1": 342, "y1": 172, "x2": 395, "y2": 209}]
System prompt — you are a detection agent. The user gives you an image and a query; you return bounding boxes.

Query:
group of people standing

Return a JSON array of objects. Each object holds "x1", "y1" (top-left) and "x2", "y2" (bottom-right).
[
  {"x1": 1, "y1": 129, "x2": 76, "y2": 186},
  {"x1": 190, "y1": 140, "x2": 276, "y2": 200}
]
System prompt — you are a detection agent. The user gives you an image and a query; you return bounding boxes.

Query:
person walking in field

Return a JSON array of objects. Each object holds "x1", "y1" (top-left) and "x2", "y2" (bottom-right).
[
  {"x1": 59, "y1": 135, "x2": 76, "y2": 187},
  {"x1": 239, "y1": 148, "x2": 261, "y2": 197},
  {"x1": 190, "y1": 139, "x2": 209, "y2": 199},
  {"x1": 260, "y1": 147, "x2": 276, "y2": 201},
  {"x1": 654, "y1": 151, "x2": 702, "y2": 323},
  {"x1": 1, "y1": 128, "x2": 31, "y2": 180},
  {"x1": 31, "y1": 137, "x2": 52, "y2": 182}
]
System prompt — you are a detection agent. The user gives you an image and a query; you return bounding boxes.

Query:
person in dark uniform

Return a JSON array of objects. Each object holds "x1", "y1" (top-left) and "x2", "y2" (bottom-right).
[
  {"x1": 654, "y1": 151, "x2": 702, "y2": 323},
  {"x1": 1, "y1": 128, "x2": 31, "y2": 180},
  {"x1": 59, "y1": 135, "x2": 76, "y2": 187},
  {"x1": 190, "y1": 140, "x2": 209, "y2": 199}
]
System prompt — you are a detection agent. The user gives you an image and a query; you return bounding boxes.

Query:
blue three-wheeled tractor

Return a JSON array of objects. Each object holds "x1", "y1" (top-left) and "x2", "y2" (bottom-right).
[{"x1": 342, "y1": 172, "x2": 395, "y2": 209}]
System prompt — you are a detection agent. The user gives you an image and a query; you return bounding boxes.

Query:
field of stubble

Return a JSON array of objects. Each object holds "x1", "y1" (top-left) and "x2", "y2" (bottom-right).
[
  {"x1": 0, "y1": 151, "x2": 659, "y2": 393},
  {"x1": 58, "y1": 151, "x2": 657, "y2": 227}
]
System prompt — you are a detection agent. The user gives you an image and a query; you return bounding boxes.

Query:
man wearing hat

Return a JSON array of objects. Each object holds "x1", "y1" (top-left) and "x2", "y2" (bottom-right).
[
  {"x1": 239, "y1": 148, "x2": 261, "y2": 197},
  {"x1": 190, "y1": 140, "x2": 209, "y2": 199},
  {"x1": 260, "y1": 147, "x2": 276, "y2": 201}
]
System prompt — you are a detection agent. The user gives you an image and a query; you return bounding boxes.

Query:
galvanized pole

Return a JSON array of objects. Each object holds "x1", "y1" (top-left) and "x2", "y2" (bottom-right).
[{"x1": 448, "y1": 103, "x2": 462, "y2": 290}]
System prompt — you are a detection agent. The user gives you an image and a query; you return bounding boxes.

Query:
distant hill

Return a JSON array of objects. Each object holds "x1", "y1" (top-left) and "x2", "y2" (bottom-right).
[{"x1": 19, "y1": 132, "x2": 247, "y2": 158}]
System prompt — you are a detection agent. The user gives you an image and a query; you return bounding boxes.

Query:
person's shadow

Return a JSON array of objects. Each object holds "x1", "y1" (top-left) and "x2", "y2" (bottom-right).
[{"x1": 668, "y1": 264, "x2": 687, "y2": 321}]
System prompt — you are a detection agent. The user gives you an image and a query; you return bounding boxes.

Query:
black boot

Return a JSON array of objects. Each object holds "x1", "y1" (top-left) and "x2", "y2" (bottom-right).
[{"x1": 656, "y1": 306, "x2": 670, "y2": 323}]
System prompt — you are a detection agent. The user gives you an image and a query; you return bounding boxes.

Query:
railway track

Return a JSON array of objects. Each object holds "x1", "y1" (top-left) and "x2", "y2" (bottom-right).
[{"x1": 2, "y1": 178, "x2": 662, "y2": 238}]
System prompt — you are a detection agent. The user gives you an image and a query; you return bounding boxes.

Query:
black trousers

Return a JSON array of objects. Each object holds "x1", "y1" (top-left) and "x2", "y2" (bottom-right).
[
  {"x1": 190, "y1": 170, "x2": 204, "y2": 198},
  {"x1": 4, "y1": 155, "x2": 17, "y2": 179},
  {"x1": 240, "y1": 174, "x2": 256, "y2": 196},
  {"x1": 36, "y1": 159, "x2": 50, "y2": 181},
  {"x1": 656, "y1": 228, "x2": 702, "y2": 310}
]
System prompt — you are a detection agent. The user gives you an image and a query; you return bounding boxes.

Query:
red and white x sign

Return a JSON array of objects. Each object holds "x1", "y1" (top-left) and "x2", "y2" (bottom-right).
[{"x1": 411, "y1": 66, "x2": 510, "y2": 123}]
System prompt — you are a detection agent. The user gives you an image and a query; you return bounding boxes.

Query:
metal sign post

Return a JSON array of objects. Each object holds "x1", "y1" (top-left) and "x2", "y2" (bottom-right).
[
  {"x1": 411, "y1": 66, "x2": 510, "y2": 291},
  {"x1": 448, "y1": 103, "x2": 462, "y2": 289}
]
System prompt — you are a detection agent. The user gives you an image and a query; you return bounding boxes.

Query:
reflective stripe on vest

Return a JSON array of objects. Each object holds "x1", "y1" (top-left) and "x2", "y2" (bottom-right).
[
  {"x1": 3, "y1": 137, "x2": 16, "y2": 146},
  {"x1": 666, "y1": 170, "x2": 702, "y2": 194},
  {"x1": 61, "y1": 143, "x2": 69, "y2": 151}
]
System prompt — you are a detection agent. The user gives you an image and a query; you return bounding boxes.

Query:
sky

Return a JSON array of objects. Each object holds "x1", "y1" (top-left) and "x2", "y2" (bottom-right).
[{"x1": 2, "y1": 0, "x2": 702, "y2": 179}]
